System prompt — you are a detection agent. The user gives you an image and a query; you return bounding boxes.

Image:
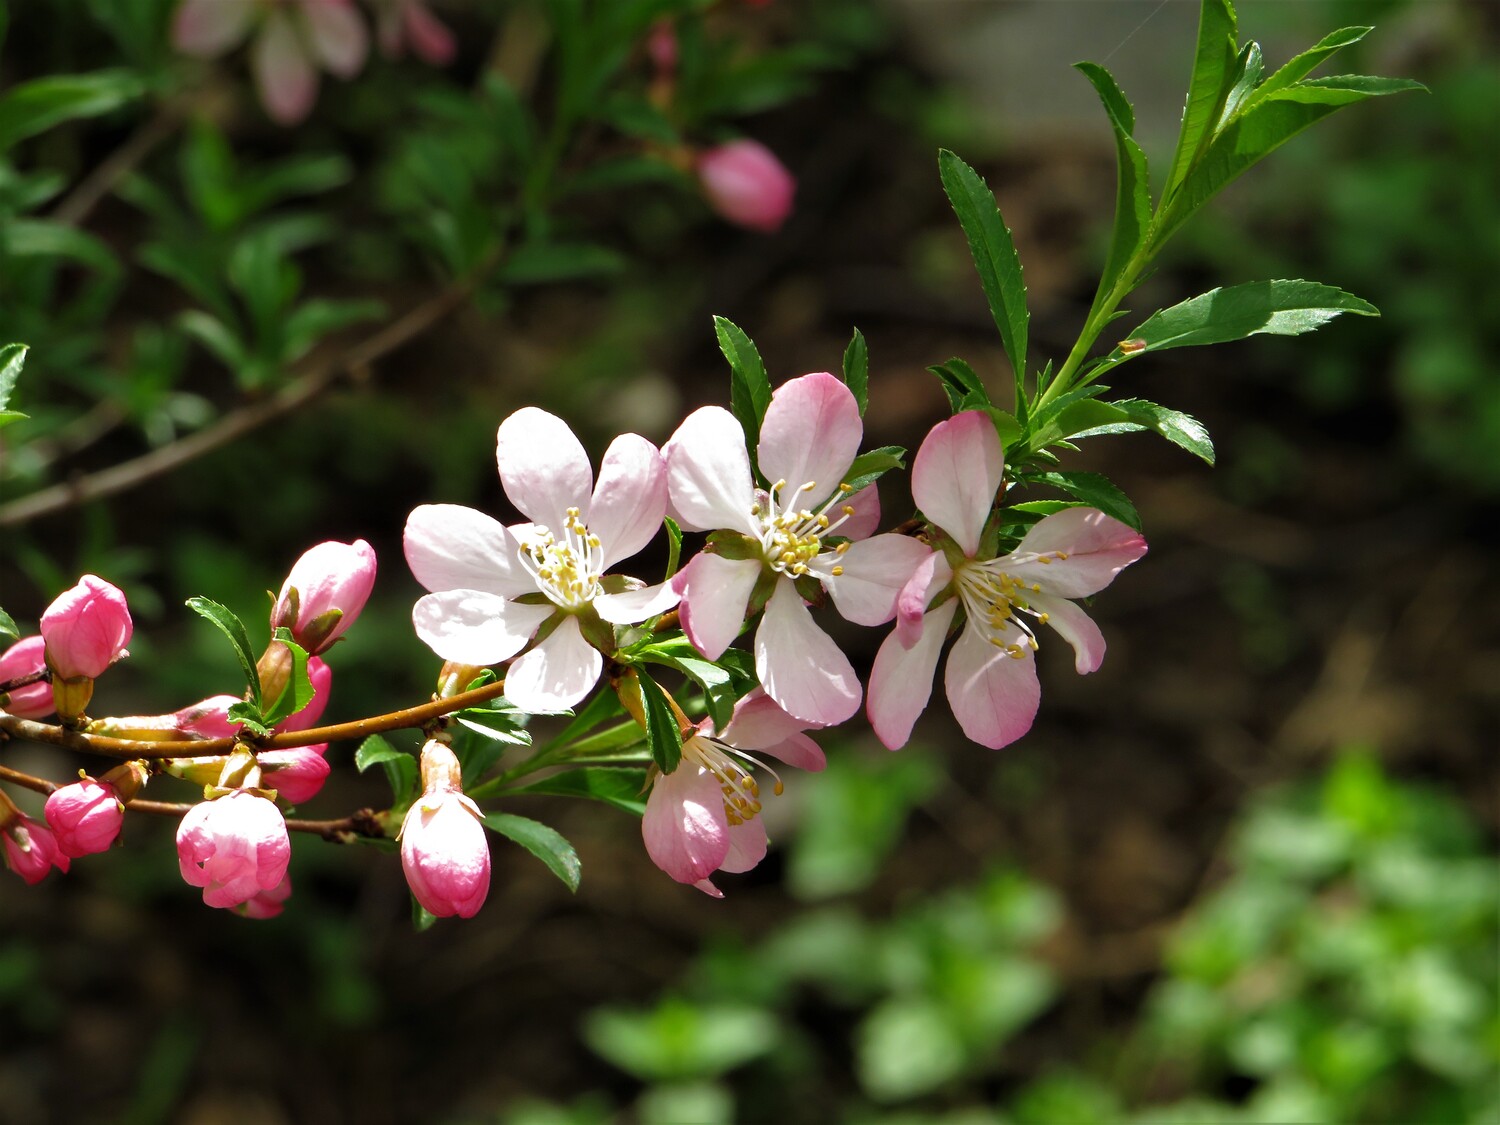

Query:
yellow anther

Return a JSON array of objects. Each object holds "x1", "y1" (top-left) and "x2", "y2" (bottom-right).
[
  {"x1": 839, "y1": 483, "x2": 853, "y2": 493},
  {"x1": 1037, "y1": 612, "x2": 1050, "y2": 624},
  {"x1": 1038, "y1": 556, "x2": 1052, "y2": 564},
  {"x1": 842, "y1": 505, "x2": 855, "y2": 515},
  {"x1": 836, "y1": 541, "x2": 850, "y2": 555},
  {"x1": 801, "y1": 481, "x2": 818, "y2": 492},
  {"x1": 1056, "y1": 552, "x2": 1069, "y2": 561},
  {"x1": 830, "y1": 565, "x2": 844, "y2": 577},
  {"x1": 773, "y1": 780, "x2": 784, "y2": 796}
]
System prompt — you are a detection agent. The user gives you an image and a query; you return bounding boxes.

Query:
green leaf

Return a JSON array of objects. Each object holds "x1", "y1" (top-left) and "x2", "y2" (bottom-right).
[
  {"x1": 1024, "y1": 471, "x2": 1140, "y2": 532},
  {"x1": 927, "y1": 357, "x2": 991, "y2": 413},
  {"x1": 484, "y1": 813, "x2": 582, "y2": 893},
  {"x1": 1111, "y1": 280, "x2": 1378, "y2": 365},
  {"x1": 637, "y1": 667, "x2": 683, "y2": 776},
  {"x1": 454, "y1": 710, "x2": 533, "y2": 747},
  {"x1": 0, "y1": 220, "x2": 120, "y2": 276},
  {"x1": 225, "y1": 701, "x2": 270, "y2": 736},
  {"x1": 497, "y1": 241, "x2": 627, "y2": 285},
  {"x1": 184, "y1": 596, "x2": 261, "y2": 705},
  {"x1": 355, "y1": 734, "x2": 418, "y2": 806},
  {"x1": 0, "y1": 607, "x2": 19, "y2": 641},
  {"x1": 1247, "y1": 26, "x2": 1372, "y2": 106},
  {"x1": 713, "y1": 316, "x2": 772, "y2": 457},
  {"x1": 0, "y1": 411, "x2": 26, "y2": 429},
  {"x1": 177, "y1": 311, "x2": 251, "y2": 375},
  {"x1": 663, "y1": 516, "x2": 682, "y2": 582},
  {"x1": 1074, "y1": 63, "x2": 1150, "y2": 304},
  {"x1": 1066, "y1": 398, "x2": 1216, "y2": 465},
  {"x1": 842, "y1": 328, "x2": 869, "y2": 415},
  {"x1": 1162, "y1": 0, "x2": 1238, "y2": 203},
  {"x1": 0, "y1": 344, "x2": 27, "y2": 412},
  {"x1": 642, "y1": 649, "x2": 736, "y2": 732},
  {"x1": 412, "y1": 899, "x2": 438, "y2": 932},
  {"x1": 0, "y1": 69, "x2": 142, "y2": 153},
  {"x1": 843, "y1": 445, "x2": 906, "y2": 495},
  {"x1": 1220, "y1": 41, "x2": 1265, "y2": 125},
  {"x1": 508, "y1": 767, "x2": 648, "y2": 816},
  {"x1": 1159, "y1": 75, "x2": 1425, "y2": 244},
  {"x1": 938, "y1": 150, "x2": 1028, "y2": 386}
]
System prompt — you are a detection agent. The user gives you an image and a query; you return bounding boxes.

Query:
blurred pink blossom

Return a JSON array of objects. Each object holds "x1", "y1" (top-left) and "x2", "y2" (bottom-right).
[
  {"x1": 373, "y1": 0, "x2": 456, "y2": 65},
  {"x1": 696, "y1": 139, "x2": 795, "y2": 233}
]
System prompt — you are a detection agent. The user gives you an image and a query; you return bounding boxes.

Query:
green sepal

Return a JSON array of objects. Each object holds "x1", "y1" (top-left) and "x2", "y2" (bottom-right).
[{"x1": 484, "y1": 812, "x2": 582, "y2": 893}]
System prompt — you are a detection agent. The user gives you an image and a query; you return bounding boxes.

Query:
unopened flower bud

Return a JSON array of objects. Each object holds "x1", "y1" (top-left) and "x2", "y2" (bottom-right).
[
  {"x1": 696, "y1": 139, "x2": 795, "y2": 233},
  {"x1": 272, "y1": 540, "x2": 377, "y2": 655},
  {"x1": 436, "y1": 661, "x2": 488, "y2": 700},
  {"x1": 176, "y1": 790, "x2": 291, "y2": 909},
  {"x1": 40, "y1": 575, "x2": 132, "y2": 681},
  {"x1": 399, "y1": 740, "x2": 489, "y2": 918},
  {"x1": 257, "y1": 746, "x2": 331, "y2": 805},
  {"x1": 0, "y1": 635, "x2": 54, "y2": 719},
  {"x1": 44, "y1": 764, "x2": 144, "y2": 857},
  {"x1": 1, "y1": 797, "x2": 70, "y2": 885},
  {"x1": 235, "y1": 873, "x2": 293, "y2": 919}
]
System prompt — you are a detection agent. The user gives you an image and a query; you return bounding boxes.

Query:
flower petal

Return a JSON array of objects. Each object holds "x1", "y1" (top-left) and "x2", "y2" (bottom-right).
[
  {"x1": 595, "y1": 581, "x2": 680, "y2": 625},
  {"x1": 404, "y1": 504, "x2": 532, "y2": 597},
  {"x1": 1004, "y1": 507, "x2": 1148, "y2": 598},
  {"x1": 839, "y1": 484, "x2": 881, "y2": 541},
  {"x1": 721, "y1": 688, "x2": 826, "y2": 771},
  {"x1": 757, "y1": 373, "x2": 862, "y2": 504},
  {"x1": 503, "y1": 615, "x2": 603, "y2": 711},
  {"x1": 642, "y1": 767, "x2": 730, "y2": 884},
  {"x1": 411, "y1": 590, "x2": 549, "y2": 665},
  {"x1": 252, "y1": 12, "x2": 318, "y2": 125},
  {"x1": 172, "y1": 0, "x2": 257, "y2": 55},
  {"x1": 912, "y1": 411, "x2": 1003, "y2": 558},
  {"x1": 825, "y1": 534, "x2": 932, "y2": 627},
  {"x1": 589, "y1": 433, "x2": 667, "y2": 570},
  {"x1": 867, "y1": 599, "x2": 956, "y2": 750},
  {"x1": 755, "y1": 580, "x2": 860, "y2": 725},
  {"x1": 664, "y1": 406, "x2": 757, "y2": 533},
  {"x1": 717, "y1": 816, "x2": 768, "y2": 874},
  {"x1": 944, "y1": 620, "x2": 1040, "y2": 749},
  {"x1": 1030, "y1": 592, "x2": 1108, "y2": 674},
  {"x1": 301, "y1": 0, "x2": 368, "y2": 78},
  {"x1": 673, "y1": 553, "x2": 761, "y2": 660},
  {"x1": 896, "y1": 551, "x2": 951, "y2": 648},
  {"x1": 496, "y1": 408, "x2": 593, "y2": 532}
]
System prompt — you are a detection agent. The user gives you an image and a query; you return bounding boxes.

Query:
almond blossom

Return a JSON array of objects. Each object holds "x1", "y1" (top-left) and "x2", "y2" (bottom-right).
[
  {"x1": 400, "y1": 740, "x2": 489, "y2": 918},
  {"x1": 1, "y1": 808, "x2": 69, "y2": 885},
  {"x1": 406, "y1": 408, "x2": 678, "y2": 712},
  {"x1": 642, "y1": 689, "x2": 824, "y2": 897},
  {"x1": 665, "y1": 372, "x2": 930, "y2": 725},
  {"x1": 272, "y1": 539, "x2": 377, "y2": 655},
  {"x1": 867, "y1": 411, "x2": 1147, "y2": 750},
  {"x1": 177, "y1": 790, "x2": 292, "y2": 909}
]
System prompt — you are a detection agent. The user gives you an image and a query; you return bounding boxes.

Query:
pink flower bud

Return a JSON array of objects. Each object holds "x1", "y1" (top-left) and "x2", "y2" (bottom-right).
[
  {"x1": 696, "y1": 139, "x2": 795, "y2": 233},
  {"x1": 2, "y1": 815, "x2": 70, "y2": 885},
  {"x1": 177, "y1": 791, "x2": 292, "y2": 909},
  {"x1": 173, "y1": 694, "x2": 241, "y2": 739},
  {"x1": 272, "y1": 540, "x2": 377, "y2": 655},
  {"x1": 45, "y1": 778, "x2": 125, "y2": 857},
  {"x1": 257, "y1": 746, "x2": 331, "y2": 805},
  {"x1": 236, "y1": 873, "x2": 293, "y2": 919},
  {"x1": 399, "y1": 741, "x2": 489, "y2": 918},
  {"x1": 647, "y1": 19, "x2": 678, "y2": 74},
  {"x1": 280, "y1": 657, "x2": 333, "y2": 731},
  {"x1": 0, "y1": 635, "x2": 54, "y2": 719},
  {"x1": 40, "y1": 575, "x2": 133, "y2": 680}
]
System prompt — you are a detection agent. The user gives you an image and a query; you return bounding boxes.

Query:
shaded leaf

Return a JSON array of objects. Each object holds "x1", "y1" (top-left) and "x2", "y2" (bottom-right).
[
  {"x1": 0, "y1": 69, "x2": 142, "y2": 152},
  {"x1": 1074, "y1": 63, "x2": 1150, "y2": 303},
  {"x1": 1024, "y1": 471, "x2": 1140, "y2": 532},
  {"x1": 714, "y1": 316, "x2": 772, "y2": 458},
  {"x1": 1162, "y1": 0, "x2": 1238, "y2": 201},
  {"x1": 484, "y1": 812, "x2": 582, "y2": 893},
  {"x1": 842, "y1": 328, "x2": 869, "y2": 415},
  {"x1": 509, "y1": 767, "x2": 649, "y2": 816},
  {"x1": 0, "y1": 344, "x2": 26, "y2": 412},
  {"x1": 184, "y1": 596, "x2": 261, "y2": 704},
  {"x1": 637, "y1": 667, "x2": 683, "y2": 776}
]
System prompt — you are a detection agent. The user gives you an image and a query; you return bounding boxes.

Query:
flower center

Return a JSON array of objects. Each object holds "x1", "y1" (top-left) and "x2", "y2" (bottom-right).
[
  {"x1": 682, "y1": 733, "x2": 784, "y2": 827},
  {"x1": 517, "y1": 507, "x2": 604, "y2": 610},
  {"x1": 952, "y1": 551, "x2": 1065, "y2": 660},
  {"x1": 751, "y1": 479, "x2": 856, "y2": 579}
]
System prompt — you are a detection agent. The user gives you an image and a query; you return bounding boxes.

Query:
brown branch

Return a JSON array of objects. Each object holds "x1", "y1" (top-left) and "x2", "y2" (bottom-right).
[
  {"x1": 0, "y1": 763, "x2": 56, "y2": 796},
  {"x1": 0, "y1": 670, "x2": 49, "y2": 694},
  {"x1": 50, "y1": 104, "x2": 182, "y2": 228},
  {"x1": 122, "y1": 798, "x2": 386, "y2": 840},
  {"x1": 0, "y1": 249, "x2": 500, "y2": 528}
]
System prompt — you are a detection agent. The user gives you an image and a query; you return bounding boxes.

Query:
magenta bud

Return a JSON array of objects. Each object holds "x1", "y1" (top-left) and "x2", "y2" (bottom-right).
[
  {"x1": 172, "y1": 695, "x2": 242, "y2": 739},
  {"x1": 0, "y1": 635, "x2": 55, "y2": 719},
  {"x1": 273, "y1": 540, "x2": 377, "y2": 655},
  {"x1": 40, "y1": 575, "x2": 133, "y2": 681},
  {"x1": 258, "y1": 745, "x2": 331, "y2": 805},
  {"x1": 45, "y1": 778, "x2": 126, "y2": 858},
  {"x1": 696, "y1": 139, "x2": 795, "y2": 233},
  {"x1": 2, "y1": 814, "x2": 70, "y2": 885},
  {"x1": 399, "y1": 741, "x2": 490, "y2": 918}
]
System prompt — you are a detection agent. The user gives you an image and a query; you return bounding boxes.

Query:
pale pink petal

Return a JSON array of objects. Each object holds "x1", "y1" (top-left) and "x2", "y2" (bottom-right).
[
  {"x1": 589, "y1": 433, "x2": 667, "y2": 569},
  {"x1": 912, "y1": 411, "x2": 1003, "y2": 558},
  {"x1": 1029, "y1": 592, "x2": 1107, "y2": 674},
  {"x1": 642, "y1": 767, "x2": 729, "y2": 884},
  {"x1": 664, "y1": 406, "x2": 757, "y2": 534},
  {"x1": 720, "y1": 689, "x2": 825, "y2": 771},
  {"x1": 895, "y1": 552, "x2": 951, "y2": 648},
  {"x1": 692, "y1": 878, "x2": 725, "y2": 898},
  {"x1": 944, "y1": 620, "x2": 1041, "y2": 750},
  {"x1": 825, "y1": 534, "x2": 932, "y2": 626},
  {"x1": 755, "y1": 579, "x2": 860, "y2": 725},
  {"x1": 673, "y1": 553, "x2": 761, "y2": 660},
  {"x1": 253, "y1": 12, "x2": 318, "y2": 125},
  {"x1": 1003, "y1": 507, "x2": 1147, "y2": 598},
  {"x1": 404, "y1": 504, "x2": 534, "y2": 597},
  {"x1": 717, "y1": 816, "x2": 768, "y2": 874},
  {"x1": 503, "y1": 616, "x2": 604, "y2": 711},
  {"x1": 595, "y1": 581, "x2": 680, "y2": 625},
  {"x1": 300, "y1": 0, "x2": 368, "y2": 78},
  {"x1": 173, "y1": 0, "x2": 257, "y2": 56},
  {"x1": 404, "y1": 1, "x2": 456, "y2": 65},
  {"x1": 412, "y1": 590, "x2": 550, "y2": 665},
  {"x1": 839, "y1": 484, "x2": 881, "y2": 540},
  {"x1": 867, "y1": 599, "x2": 956, "y2": 750},
  {"x1": 496, "y1": 408, "x2": 594, "y2": 532},
  {"x1": 757, "y1": 373, "x2": 862, "y2": 503}
]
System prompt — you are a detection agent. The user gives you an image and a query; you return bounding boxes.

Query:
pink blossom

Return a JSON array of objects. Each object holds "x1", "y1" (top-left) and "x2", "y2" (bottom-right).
[
  {"x1": 867, "y1": 411, "x2": 1147, "y2": 750},
  {"x1": 257, "y1": 746, "x2": 331, "y2": 805},
  {"x1": 172, "y1": 0, "x2": 369, "y2": 125},
  {"x1": 40, "y1": 575, "x2": 132, "y2": 680},
  {"x1": 646, "y1": 19, "x2": 678, "y2": 74},
  {"x1": 177, "y1": 791, "x2": 292, "y2": 909},
  {"x1": 373, "y1": 0, "x2": 456, "y2": 65},
  {"x1": 236, "y1": 873, "x2": 293, "y2": 919},
  {"x1": 45, "y1": 779, "x2": 125, "y2": 857},
  {"x1": 697, "y1": 140, "x2": 795, "y2": 233},
  {"x1": 665, "y1": 372, "x2": 929, "y2": 725},
  {"x1": 172, "y1": 657, "x2": 331, "y2": 739},
  {"x1": 0, "y1": 635, "x2": 54, "y2": 719},
  {"x1": 273, "y1": 541, "x2": 377, "y2": 655},
  {"x1": 643, "y1": 689, "x2": 824, "y2": 897},
  {"x1": 405, "y1": 408, "x2": 678, "y2": 712},
  {"x1": 400, "y1": 741, "x2": 490, "y2": 918},
  {"x1": 2, "y1": 814, "x2": 69, "y2": 885}
]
